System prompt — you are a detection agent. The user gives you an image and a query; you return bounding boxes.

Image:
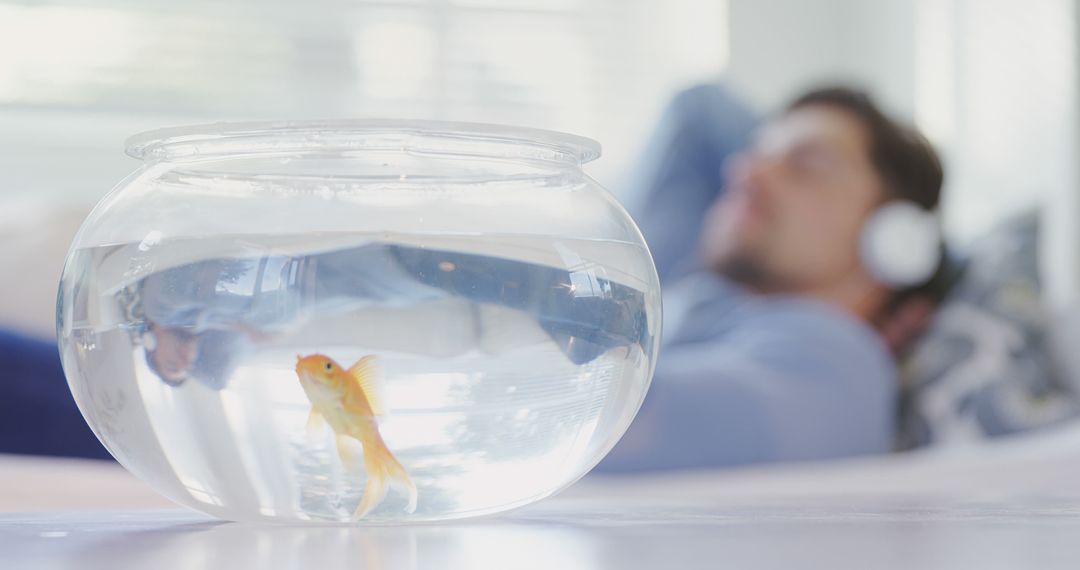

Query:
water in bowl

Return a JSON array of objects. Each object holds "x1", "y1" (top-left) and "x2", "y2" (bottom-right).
[{"x1": 58, "y1": 232, "x2": 657, "y2": 522}]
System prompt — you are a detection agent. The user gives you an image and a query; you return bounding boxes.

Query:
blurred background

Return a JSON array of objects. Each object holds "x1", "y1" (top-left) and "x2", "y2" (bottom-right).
[
  {"x1": 2, "y1": 0, "x2": 1079, "y2": 449},
  {"x1": 2, "y1": 0, "x2": 1079, "y2": 333}
]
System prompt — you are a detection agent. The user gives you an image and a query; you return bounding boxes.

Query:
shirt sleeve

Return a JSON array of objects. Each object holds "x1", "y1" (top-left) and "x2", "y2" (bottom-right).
[
  {"x1": 628, "y1": 84, "x2": 758, "y2": 285},
  {"x1": 595, "y1": 306, "x2": 897, "y2": 472}
]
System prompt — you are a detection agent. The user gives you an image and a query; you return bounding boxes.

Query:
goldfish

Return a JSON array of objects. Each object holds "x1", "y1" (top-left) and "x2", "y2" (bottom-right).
[{"x1": 295, "y1": 353, "x2": 417, "y2": 519}]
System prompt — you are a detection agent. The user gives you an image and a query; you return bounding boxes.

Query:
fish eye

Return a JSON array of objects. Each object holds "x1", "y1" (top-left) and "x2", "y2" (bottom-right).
[{"x1": 324, "y1": 362, "x2": 333, "y2": 371}]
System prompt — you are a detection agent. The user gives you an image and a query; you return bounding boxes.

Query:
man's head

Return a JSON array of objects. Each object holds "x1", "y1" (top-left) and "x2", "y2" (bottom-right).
[
  {"x1": 145, "y1": 321, "x2": 199, "y2": 386},
  {"x1": 700, "y1": 87, "x2": 944, "y2": 320}
]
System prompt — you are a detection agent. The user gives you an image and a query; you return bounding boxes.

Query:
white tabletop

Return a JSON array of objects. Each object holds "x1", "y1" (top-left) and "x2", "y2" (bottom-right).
[{"x1": 5, "y1": 423, "x2": 1080, "y2": 569}]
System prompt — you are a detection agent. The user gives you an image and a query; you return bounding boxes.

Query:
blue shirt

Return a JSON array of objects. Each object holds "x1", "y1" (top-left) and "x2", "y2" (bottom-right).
[{"x1": 597, "y1": 272, "x2": 897, "y2": 472}]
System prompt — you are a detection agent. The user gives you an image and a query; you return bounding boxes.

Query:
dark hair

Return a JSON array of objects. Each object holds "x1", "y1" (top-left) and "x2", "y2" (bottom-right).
[
  {"x1": 787, "y1": 87, "x2": 943, "y2": 211},
  {"x1": 790, "y1": 87, "x2": 954, "y2": 316}
]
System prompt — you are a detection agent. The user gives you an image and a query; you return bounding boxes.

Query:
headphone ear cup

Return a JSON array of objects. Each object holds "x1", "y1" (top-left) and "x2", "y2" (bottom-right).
[
  {"x1": 142, "y1": 329, "x2": 157, "y2": 351},
  {"x1": 860, "y1": 201, "x2": 942, "y2": 287}
]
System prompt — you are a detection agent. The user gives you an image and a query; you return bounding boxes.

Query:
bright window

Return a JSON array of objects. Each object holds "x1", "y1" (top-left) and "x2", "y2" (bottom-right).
[{"x1": 0, "y1": 0, "x2": 730, "y2": 200}]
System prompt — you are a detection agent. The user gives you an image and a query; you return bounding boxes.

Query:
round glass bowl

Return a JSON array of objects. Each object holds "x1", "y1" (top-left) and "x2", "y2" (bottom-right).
[{"x1": 56, "y1": 120, "x2": 661, "y2": 523}]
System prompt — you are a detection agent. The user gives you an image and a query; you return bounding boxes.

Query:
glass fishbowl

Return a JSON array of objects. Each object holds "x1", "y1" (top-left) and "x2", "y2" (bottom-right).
[{"x1": 56, "y1": 120, "x2": 661, "y2": 523}]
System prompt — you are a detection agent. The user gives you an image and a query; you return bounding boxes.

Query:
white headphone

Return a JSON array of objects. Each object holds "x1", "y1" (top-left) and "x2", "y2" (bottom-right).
[{"x1": 860, "y1": 201, "x2": 942, "y2": 288}]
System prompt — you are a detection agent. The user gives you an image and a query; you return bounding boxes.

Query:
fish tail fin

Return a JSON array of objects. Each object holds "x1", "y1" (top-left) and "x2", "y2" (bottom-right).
[
  {"x1": 353, "y1": 433, "x2": 417, "y2": 519},
  {"x1": 386, "y1": 448, "x2": 419, "y2": 515}
]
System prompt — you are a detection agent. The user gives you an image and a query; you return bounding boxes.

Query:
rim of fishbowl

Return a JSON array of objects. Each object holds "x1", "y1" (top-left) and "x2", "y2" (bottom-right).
[{"x1": 125, "y1": 119, "x2": 602, "y2": 165}]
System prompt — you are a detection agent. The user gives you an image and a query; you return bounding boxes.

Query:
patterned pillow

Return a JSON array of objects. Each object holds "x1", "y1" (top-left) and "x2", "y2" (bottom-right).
[{"x1": 898, "y1": 211, "x2": 1079, "y2": 448}]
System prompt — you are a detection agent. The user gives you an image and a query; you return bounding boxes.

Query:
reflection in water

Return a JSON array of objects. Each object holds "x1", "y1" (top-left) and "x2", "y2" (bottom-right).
[{"x1": 128, "y1": 241, "x2": 649, "y2": 389}]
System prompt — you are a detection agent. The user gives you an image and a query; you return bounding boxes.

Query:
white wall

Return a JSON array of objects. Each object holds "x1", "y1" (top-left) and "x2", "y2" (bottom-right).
[
  {"x1": 913, "y1": 0, "x2": 1078, "y2": 307},
  {"x1": 1045, "y1": 0, "x2": 1080, "y2": 310},
  {"x1": 726, "y1": 0, "x2": 916, "y2": 118}
]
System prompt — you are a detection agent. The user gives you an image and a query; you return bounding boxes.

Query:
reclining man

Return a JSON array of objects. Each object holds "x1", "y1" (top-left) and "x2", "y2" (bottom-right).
[{"x1": 599, "y1": 86, "x2": 948, "y2": 471}]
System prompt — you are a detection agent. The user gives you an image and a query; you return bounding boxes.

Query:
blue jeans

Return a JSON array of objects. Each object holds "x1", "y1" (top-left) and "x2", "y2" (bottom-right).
[{"x1": 0, "y1": 330, "x2": 111, "y2": 459}]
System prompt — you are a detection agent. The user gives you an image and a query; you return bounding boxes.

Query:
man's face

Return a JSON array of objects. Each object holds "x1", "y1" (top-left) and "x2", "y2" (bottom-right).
[
  {"x1": 148, "y1": 322, "x2": 198, "y2": 385},
  {"x1": 700, "y1": 104, "x2": 885, "y2": 291}
]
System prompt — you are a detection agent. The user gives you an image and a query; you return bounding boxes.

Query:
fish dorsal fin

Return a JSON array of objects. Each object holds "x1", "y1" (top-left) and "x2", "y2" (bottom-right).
[{"x1": 348, "y1": 355, "x2": 385, "y2": 416}]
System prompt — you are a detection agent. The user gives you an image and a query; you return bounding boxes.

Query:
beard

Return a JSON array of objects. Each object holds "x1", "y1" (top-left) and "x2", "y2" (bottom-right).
[{"x1": 709, "y1": 250, "x2": 789, "y2": 294}]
